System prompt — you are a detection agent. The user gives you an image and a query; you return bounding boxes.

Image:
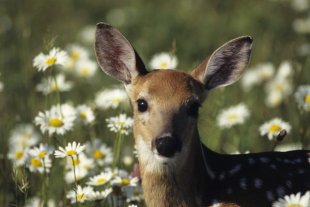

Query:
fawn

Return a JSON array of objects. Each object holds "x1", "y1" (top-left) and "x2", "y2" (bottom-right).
[{"x1": 95, "y1": 23, "x2": 310, "y2": 207}]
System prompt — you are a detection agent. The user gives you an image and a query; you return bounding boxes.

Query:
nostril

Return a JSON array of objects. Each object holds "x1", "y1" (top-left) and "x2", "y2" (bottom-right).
[{"x1": 154, "y1": 136, "x2": 182, "y2": 158}]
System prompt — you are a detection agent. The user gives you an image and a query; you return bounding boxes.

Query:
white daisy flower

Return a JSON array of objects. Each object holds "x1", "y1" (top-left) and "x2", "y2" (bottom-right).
[
  {"x1": 76, "y1": 105, "x2": 95, "y2": 124},
  {"x1": 272, "y1": 191, "x2": 310, "y2": 207},
  {"x1": 7, "y1": 146, "x2": 28, "y2": 167},
  {"x1": 66, "y1": 185, "x2": 94, "y2": 203},
  {"x1": 275, "y1": 143, "x2": 303, "y2": 152},
  {"x1": 34, "y1": 104, "x2": 76, "y2": 136},
  {"x1": 293, "y1": 17, "x2": 310, "y2": 34},
  {"x1": 88, "y1": 188, "x2": 112, "y2": 201},
  {"x1": 79, "y1": 25, "x2": 95, "y2": 44},
  {"x1": 295, "y1": 85, "x2": 310, "y2": 112},
  {"x1": 9, "y1": 124, "x2": 40, "y2": 148},
  {"x1": 125, "y1": 186, "x2": 144, "y2": 203},
  {"x1": 24, "y1": 197, "x2": 55, "y2": 207},
  {"x1": 95, "y1": 88, "x2": 128, "y2": 110},
  {"x1": 259, "y1": 118, "x2": 291, "y2": 140},
  {"x1": 36, "y1": 73, "x2": 73, "y2": 95},
  {"x1": 149, "y1": 52, "x2": 178, "y2": 69},
  {"x1": 241, "y1": 69, "x2": 260, "y2": 91},
  {"x1": 27, "y1": 155, "x2": 52, "y2": 174},
  {"x1": 54, "y1": 141, "x2": 85, "y2": 158},
  {"x1": 217, "y1": 103, "x2": 250, "y2": 129},
  {"x1": 276, "y1": 61, "x2": 293, "y2": 80},
  {"x1": 75, "y1": 59, "x2": 97, "y2": 78},
  {"x1": 257, "y1": 62, "x2": 275, "y2": 81},
  {"x1": 28, "y1": 143, "x2": 53, "y2": 158},
  {"x1": 106, "y1": 114, "x2": 133, "y2": 135},
  {"x1": 86, "y1": 139, "x2": 113, "y2": 166},
  {"x1": 111, "y1": 169, "x2": 139, "y2": 187},
  {"x1": 65, "y1": 166, "x2": 88, "y2": 184},
  {"x1": 291, "y1": 0, "x2": 309, "y2": 12},
  {"x1": 87, "y1": 171, "x2": 113, "y2": 186},
  {"x1": 33, "y1": 48, "x2": 68, "y2": 72},
  {"x1": 123, "y1": 155, "x2": 134, "y2": 166},
  {"x1": 65, "y1": 152, "x2": 94, "y2": 171},
  {"x1": 67, "y1": 44, "x2": 89, "y2": 62},
  {"x1": 0, "y1": 81, "x2": 3, "y2": 92}
]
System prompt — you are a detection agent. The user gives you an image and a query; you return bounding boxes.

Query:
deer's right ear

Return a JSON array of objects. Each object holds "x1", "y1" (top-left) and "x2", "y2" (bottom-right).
[{"x1": 95, "y1": 23, "x2": 147, "y2": 84}]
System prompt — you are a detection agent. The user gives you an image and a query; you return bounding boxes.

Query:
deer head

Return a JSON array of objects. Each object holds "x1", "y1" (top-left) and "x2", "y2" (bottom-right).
[{"x1": 95, "y1": 23, "x2": 252, "y2": 174}]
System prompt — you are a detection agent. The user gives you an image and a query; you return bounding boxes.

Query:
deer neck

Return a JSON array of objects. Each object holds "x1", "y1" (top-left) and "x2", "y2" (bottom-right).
[{"x1": 138, "y1": 129, "x2": 211, "y2": 207}]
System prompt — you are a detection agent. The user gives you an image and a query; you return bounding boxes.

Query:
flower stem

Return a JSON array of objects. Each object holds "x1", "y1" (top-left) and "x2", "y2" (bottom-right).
[{"x1": 71, "y1": 156, "x2": 79, "y2": 207}]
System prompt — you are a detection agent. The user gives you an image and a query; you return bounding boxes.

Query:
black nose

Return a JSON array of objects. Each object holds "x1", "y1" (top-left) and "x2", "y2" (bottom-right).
[{"x1": 154, "y1": 136, "x2": 182, "y2": 158}]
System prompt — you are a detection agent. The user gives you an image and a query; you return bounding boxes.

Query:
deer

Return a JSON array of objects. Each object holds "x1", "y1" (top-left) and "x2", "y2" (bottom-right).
[{"x1": 94, "y1": 22, "x2": 310, "y2": 207}]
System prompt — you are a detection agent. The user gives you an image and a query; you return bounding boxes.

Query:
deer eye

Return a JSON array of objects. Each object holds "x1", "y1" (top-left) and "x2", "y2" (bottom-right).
[
  {"x1": 187, "y1": 101, "x2": 201, "y2": 118},
  {"x1": 137, "y1": 99, "x2": 148, "y2": 112}
]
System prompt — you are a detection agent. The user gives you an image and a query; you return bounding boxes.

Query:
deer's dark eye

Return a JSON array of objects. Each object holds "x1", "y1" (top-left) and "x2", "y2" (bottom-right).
[
  {"x1": 137, "y1": 99, "x2": 148, "y2": 112},
  {"x1": 187, "y1": 101, "x2": 201, "y2": 118}
]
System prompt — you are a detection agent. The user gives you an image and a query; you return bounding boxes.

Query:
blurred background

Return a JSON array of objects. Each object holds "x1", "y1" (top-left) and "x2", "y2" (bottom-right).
[{"x1": 0, "y1": 0, "x2": 309, "y2": 206}]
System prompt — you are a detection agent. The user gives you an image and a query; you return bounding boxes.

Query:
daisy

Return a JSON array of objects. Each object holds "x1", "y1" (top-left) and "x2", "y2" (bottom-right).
[
  {"x1": 27, "y1": 155, "x2": 52, "y2": 174},
  {"x1": 86, "y1": 139, "x2": 113, "y2": 166},
  {"x1": 36, "y1": 73, "x2": 73, "y2": 95},
  {"x1": 33, "y1": 48, "x2": 68, "y2": 72},
  {"x1": 95, "y1": 88, "x2": 128, "y2": 110},
  {"x1": 149, "y1": 52, "x2": 178, "y2": 69},
  {"x1": 76, "y1": 104, "x2": 95, "y2": 125},
  {"x1": 88, "y1": 188, "x2": 112, "y2": 201},
  {"x1": 295, "y1": 85, "x2": 310, "y2": 112},
  {"x1": 111, "y1": 169, "x2": 139, "y2": 187},
  {"x1": 67, "y1": 44, "x2": 89, "y2": 62},
  {"x1": 293, "y1": 17, "x2": 310, "y2": 34},
  {"x1": 28, "y1": 143, "x2": 53, "y2": 158},
  {"x1": 79, "y1": 25, "x2": 95, "y2": 44},
  {"x1": 34, "y1": 104, "x2": 76, "y2": 136},
  {"x1": 291, "y1": 0, "x2": 309, "y2": 12},
  {"x1": 125, "y1": 186, "x2": 144, "y2": 203},
  {"x1": 24, "y1": 197, "x2": 55, "y2": 207},
  {"x1": 216, "y1": 103, "x2": 250, "y2": 129},
  {"x1": 75, "y1": 59, "x2": 97, "y2": 78},
  {"x1": 106, "y1": 114, "x2": 133, "y2": 135},
  {"x1": 65, "y1": 152, "x2": 94, "y2": 171},
  {"x1": 66, "y1": 185, "x2": 94, "y2": 203},
  {"x1": 123, "y1": 155, "x2": 134, "y2": 166},
  {"x1": 87, "y1": 171, "x2": 113, "y2": 186},
  {"x1": 272, "y1": 191, "x2": 310, "y2": 207},
  {"x1": 54, "y1": 141, "x2": 85, "y2": 158},
  {"x1": 275, "y1": 143, "x2": 302, "y2": 152},
  {"x1": 65, "y1": 167, "x2": 88, "y2": 184},
  {"x1": 7, "y1": 146, "x2": 28, "y2": 167},
  {"x1": 259, "y1": 118, "x2": 291, "y2": 140},
  {"x1": 256, "y1": 62, "x2": 275, "y2": 81},
  {"x1": 9, "y1": 124, "x2": 40, "y2": 148}
]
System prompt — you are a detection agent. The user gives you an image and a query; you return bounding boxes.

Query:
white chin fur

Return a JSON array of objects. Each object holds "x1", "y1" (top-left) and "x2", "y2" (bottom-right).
[{"x1": 136, "y1": 137, "x2": 174, "y2": 172}]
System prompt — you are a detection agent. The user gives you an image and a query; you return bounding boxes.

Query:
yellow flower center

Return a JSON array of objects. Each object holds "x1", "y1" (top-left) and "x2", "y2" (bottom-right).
[
  {"x1": 305, "y1": 94, "x2": 310, "y2": 104},
  {"x1": 159, "y1": 61, "x2": 168, "y2": 69},
  {"x1": 275, "y1": 83, "x2": 284, "y2": 92},
  {"x1": 93, "y1": 150, "x2": 105, "y2": 159},
  {"x1": 227, "y1": 113, "x2": 237, "y2": 121},
  {"x1": 80, "y1": 68, "x2": 89, "y2": 77},
  {"x1": 31, "y1": 158, "x2": 42, "y2": 167},
  {"x1": 66, "y1": 150, "x2": 77, "y2": 156},
  {"x1": 116, "y1": 121, "x2": 125, "y2": 127},
  {"x1": 121, "y1": 178, "x2": 129, "y2": 186},
  {"x1": 112, "y1": 97, "x2": 121, "y2": 104},
  {"x1": 70, "y1": 51, "x2": 79, "y2": 61},
  {"x1": 268, "y1": 124, "x2": 281, "y2": 133},
  {"x1": 50, "y1": 82, "x2": 59, "y2": 91},
  {"x1": 288, "y1": 204, "x2": 302, "y2": 207},
  {"x1": 76, "y1": 194, "x2": 85, "y2": 201},
  {"x1": 71, "y1": 158, "x2": 80, "y2": 166},
  {"x1": 96, "y1": 178, "x2": 107, "y2": 184},
  {"x1": 46, "y1": 57, "x2": 57, "y2": 65},
  {"x1": 15, "y1": 151, "x2": 24, "y2": 159},
  {"x1": 79, "y1": 112, "x2": 87, "y2": 120},
  {"x1": 48, "y1": 118, "x2": 64, "y2": 127},
  {"x1": 21, "y1": 132, "x2": 31, "y2": 138},
  {"x1": 38, "y1": 151, "x2": 46, "y2": 158}
]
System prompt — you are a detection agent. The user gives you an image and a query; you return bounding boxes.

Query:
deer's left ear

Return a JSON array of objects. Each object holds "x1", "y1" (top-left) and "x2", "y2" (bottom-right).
[{"x1": 191, "y1": 36, "x2": 253, "y2": 90}]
